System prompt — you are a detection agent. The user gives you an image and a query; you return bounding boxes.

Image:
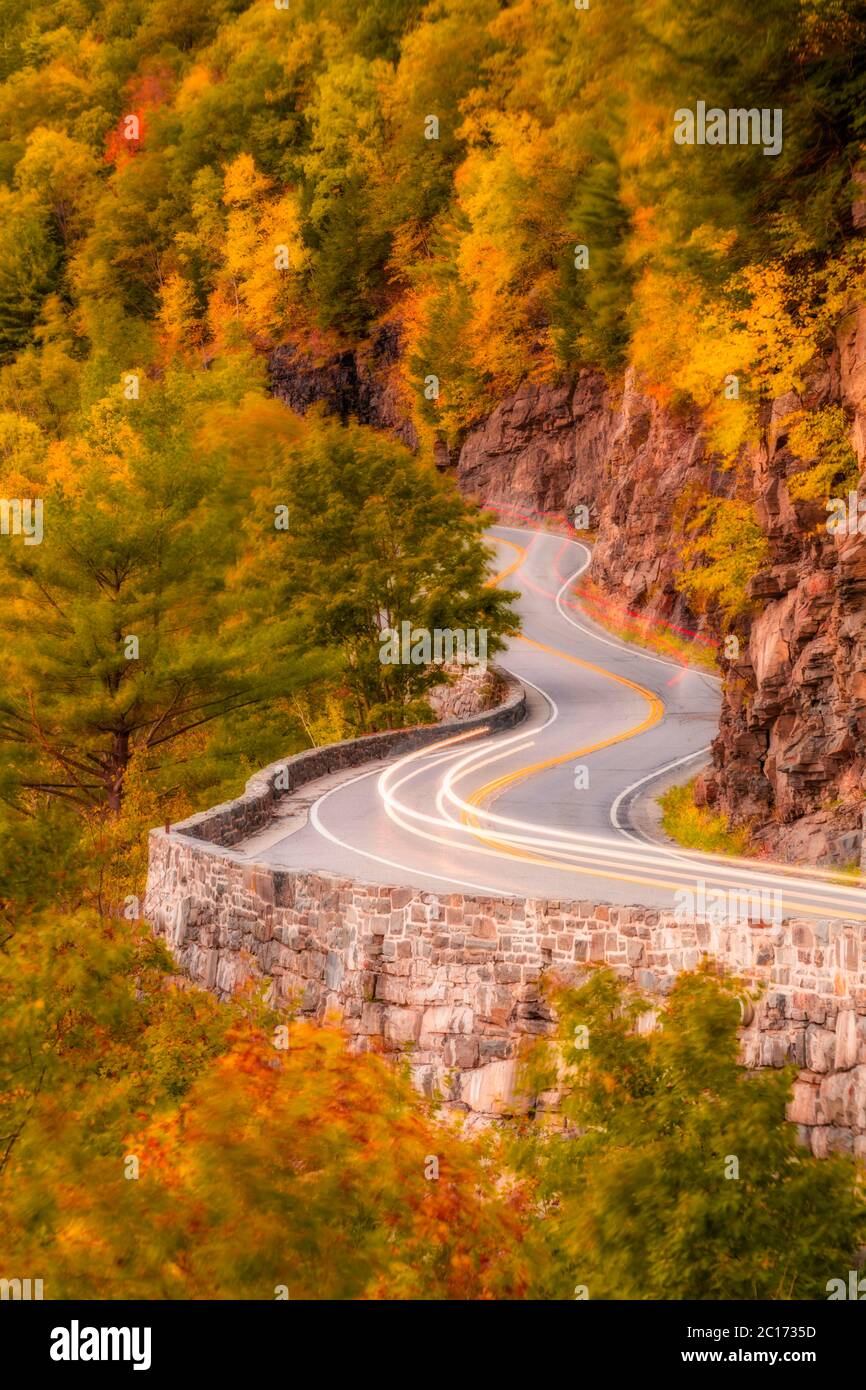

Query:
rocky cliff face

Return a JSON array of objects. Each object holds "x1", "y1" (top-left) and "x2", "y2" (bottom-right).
[
  {"x1": 456, "y1": 320, "x2": 866, "y2": 869},
  {"x1": 703, "y1": 310, "x2": 866, "y2": 868},
  {"x1": 457, "y1": 373, "x2": 611, "y2": 518},
  {"x1": 458, "y1": 368, "x2": 732, "y2": 634},
  {"x1": 267, "y1": 315, "x2": 866, "y2": 869}
]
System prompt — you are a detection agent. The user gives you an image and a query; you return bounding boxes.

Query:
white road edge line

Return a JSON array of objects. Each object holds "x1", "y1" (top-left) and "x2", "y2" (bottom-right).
[{"x1": 297, "y1": 526, "x2": 864, "y2": 912}]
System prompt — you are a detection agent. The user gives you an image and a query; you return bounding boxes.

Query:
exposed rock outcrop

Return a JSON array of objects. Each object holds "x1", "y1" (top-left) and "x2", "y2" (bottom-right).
[
  {"x1": 458, "y1": 373, "x2": 611, "y2": 518},
  {"x1": 459, "y1": 368, "x2": 729, "y2": 635},
  {"x1": 269, "y1": 323, "x2": 418, "y2": 448},
  {"x1": 427, "y1": 665, "x2": 507, "y2": 723},
  {"x1": 684, "y1": 318, "x2": 866, "y2": 867},
  {"x1": 454, "y1": 317, "x2": 866, "y2": 868}
]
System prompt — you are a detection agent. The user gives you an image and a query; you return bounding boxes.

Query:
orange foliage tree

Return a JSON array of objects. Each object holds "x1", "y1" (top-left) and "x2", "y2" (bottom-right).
[{"x1": 0, "y1": 909, "x2": 530, "y2": 1300}]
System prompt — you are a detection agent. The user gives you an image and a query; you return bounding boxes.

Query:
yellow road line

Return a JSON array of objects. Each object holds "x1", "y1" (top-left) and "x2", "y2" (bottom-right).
[
  {"x1": 469, "y1": 533, "x2": 666, "y2": 874},
  {"x1": 471, "y1": 532, "x2": 866, "y2": 918},
  {"x1": 462, "y1": 630, "x2": 664, "y2": 866},
  {"x1": 486, "y1": 534, "x2": 526, "y2": 587}
]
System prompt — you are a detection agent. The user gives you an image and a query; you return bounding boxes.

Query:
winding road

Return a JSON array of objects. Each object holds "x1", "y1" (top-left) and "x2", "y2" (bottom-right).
[{"x1": 239, "y1": 526, "x2": 866, "y2": 923}]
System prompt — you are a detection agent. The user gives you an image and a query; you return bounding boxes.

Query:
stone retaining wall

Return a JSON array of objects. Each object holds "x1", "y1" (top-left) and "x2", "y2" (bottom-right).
[
  {"x1": 145, "y1": 829, "x2": 866, "y2": 1156},
  {"x1": 144, "y1": 664, "x2": 866, "y2": 1156},
  {"x1": 172, "y1": 667, "x2": 525, "y2": 848}
]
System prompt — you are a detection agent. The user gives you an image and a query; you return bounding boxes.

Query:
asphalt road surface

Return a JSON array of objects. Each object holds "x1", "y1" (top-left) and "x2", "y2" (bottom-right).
[{"x1": 238, "y1": 526, "x2": 866, "y2": 924}]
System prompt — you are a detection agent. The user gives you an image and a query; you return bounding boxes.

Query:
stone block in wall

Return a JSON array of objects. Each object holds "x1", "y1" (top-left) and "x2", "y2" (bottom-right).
[
  {"x1": 243, "y1": 867, "x2": 274, "y2": 904},
  {"x1": 494, "y1": 963, "x2": 522, "y2": 984},
  {"x1": 833, "y1": 1009, "x2": 866, "y2": 1070},
  {"x1": 202, "y1": 949, "x2": 219, "y2": 990},
  {"x1": 805, "y1": 1023, "x2": 837, "y2": 1072},
  {"x1": 810, "y1": 1125, "x2": 856, "y2": 1158},
  {"x1": 475, "y1": 985, "x2": 515, "y2": 1028},
  {"x1": 165, "y1": 895, "x2": 191, "y2": 948},
  {"x1": 419, "y1": 1004, "x2": 473, "y2": 1044},
  {"x1": 359, "y1": 1003, "x2": 384, "y2": 1036},
  {"x1": 215, "y1": 954, "x2": 251, "y2": 998},
  {"x1": 786, "y1": 1079, "x2": 824, "y2": 1127},
  {"x1": 626, "y1": 938, "x2": 644, "y2": 966},
  {"x1": 443, "y1": 1035, "x2": 480, "y2": 1069},
  {"x1": 409, "y1": 1063, "x2": 440, "y2": 1098},
  {"x1": 457, "y1": 1059, "x2": 523, "y2": 1115},
  {"x1": 418, "y1": 1004, "x2": 451, "y2": 1041},
  {"x1": 374, "y1": 975, "x2": 409, "y2": 1005},
  {"x1": 818, "y1": 1065, "x2": 866, "y2": 1131},
  {"x1": 759, "y1": 1033, "x2": 798, "y2": 1068},
  {"x1": 635, "y1": 969, "x2": 659, "y2": 992},
  {"x1": 383, "y1": 1007, "x2": 421, "y2": 1047},
  {"x1": 299, "y1": 980, "x2": 321, "y2": 1013},
  {"x1": 739, "y1": 1030, "x2": 762, "y2": 1068},
  {"x1": 325, "y1": 951, "x2": 345, "y2": 991},
  {"x1": 297, "y1": 949, "x2": 327, "y2": 979}
]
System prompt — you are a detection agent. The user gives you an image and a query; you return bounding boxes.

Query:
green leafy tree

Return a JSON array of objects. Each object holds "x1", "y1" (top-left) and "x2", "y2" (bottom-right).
[
  {"x1": 677, "y1": 497, "x2": 769, "y2": 620},
  {"x1": 553, "y1": 129, "x2": 635, "y2": 371},
  {"x1": 266, "y1": 418, "x2": 519, "y2": 730},
  {"x1": 300, "y1": 54, "x2": 390, "y2": 335},
  {"x1": 0, "y1": 362, "x2": 322, "y2": 814},
  {"x1": 786, "y1": 404, "x2": 860, "y2": 506},
  {"x1": 0, "y1": 193, "x2": 59, "y2": 363},
  {"x1": 514, "y1": 969, "x2": 866, "y2": 1300}
]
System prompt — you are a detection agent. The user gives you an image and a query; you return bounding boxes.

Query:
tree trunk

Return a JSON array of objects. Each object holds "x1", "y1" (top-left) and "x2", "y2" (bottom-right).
[{"x1": 105, "y1": 730, "x2": 130, "y2": 813}]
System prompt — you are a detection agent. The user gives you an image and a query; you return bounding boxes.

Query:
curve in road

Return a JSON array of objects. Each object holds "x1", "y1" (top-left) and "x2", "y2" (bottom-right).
[{"x1": 240, "y1": 526, "x2": 866, "y2": 923}]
